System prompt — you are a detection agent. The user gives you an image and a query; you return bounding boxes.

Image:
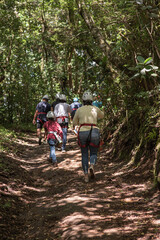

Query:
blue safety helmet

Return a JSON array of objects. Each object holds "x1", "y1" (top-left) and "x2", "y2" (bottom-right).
[{"x1": 73, "y1": 97, "x2": 78, "y2": 102}]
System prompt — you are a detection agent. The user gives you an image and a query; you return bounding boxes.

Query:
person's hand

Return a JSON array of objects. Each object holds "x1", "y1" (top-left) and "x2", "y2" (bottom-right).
[{"x1": 33, "y1": 119, "x2": 36, "y2": 125}]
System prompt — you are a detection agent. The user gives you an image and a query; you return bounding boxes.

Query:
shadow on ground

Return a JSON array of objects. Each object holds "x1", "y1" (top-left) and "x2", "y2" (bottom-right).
[{"x1": 0, "y1": 130, "x2": 160, "y2": 240}]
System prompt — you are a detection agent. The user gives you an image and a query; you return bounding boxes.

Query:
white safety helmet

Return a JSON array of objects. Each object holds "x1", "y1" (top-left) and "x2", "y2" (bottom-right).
[
  {"x1": 55, "y1": 93, "x2": 60, "y2": 99},
  {"x1": 43, "y1": 94, "x2": 49, "y2": 100},
  {"x1": 46, "y1": 111, "x2": 55, "y2": 119},
  {"x1": 82, "y1": 91, "x2": 93, "y2": 101},
  {"x1": 59, "y1": 94, "x2": 66, "y2": 101}
]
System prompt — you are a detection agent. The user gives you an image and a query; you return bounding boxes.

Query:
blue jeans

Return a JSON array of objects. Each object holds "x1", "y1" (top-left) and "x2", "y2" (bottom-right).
[
  {"x1": 79, "y1": 128, "x2": 100, "y2": 174},
  {"x1": 61, "y1": 127, "x2": 68, "y2": 150},
  {"x1": 48, "y1": 139, "x2": 57, "y2": 163}
]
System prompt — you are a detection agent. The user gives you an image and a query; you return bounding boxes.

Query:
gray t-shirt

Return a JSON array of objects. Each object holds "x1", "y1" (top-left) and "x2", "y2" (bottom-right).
[{"x1": 54, "y1": 102, "x2": 71, "y2": 117}]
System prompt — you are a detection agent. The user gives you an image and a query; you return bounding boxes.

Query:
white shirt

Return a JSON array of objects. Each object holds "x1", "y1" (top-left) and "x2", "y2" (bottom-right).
[{"x1": 54, "y1": 102, "x2": 71, "y2": 118}]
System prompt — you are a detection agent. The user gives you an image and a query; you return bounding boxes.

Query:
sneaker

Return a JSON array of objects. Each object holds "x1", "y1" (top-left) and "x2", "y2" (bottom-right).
[
  {"x1": 38, "y1": 137, "x2": 42, "y2": 145},
  {"x1": 84, "y1": 174, "x2": 89, "y2": 183},
  {"x1": 90, "y1": 164, "x2": 95, "y2": 179},
  {"x1": 43, "y1": 140, "x2": 47, "y2": 144},
  {"x1": 62, "y1": 149, "x2": 66, "y2": 153}
]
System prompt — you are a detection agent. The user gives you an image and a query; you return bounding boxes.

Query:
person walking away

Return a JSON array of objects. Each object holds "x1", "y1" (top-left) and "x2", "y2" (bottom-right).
[
  {"x1": 70, "y1": 97, "x2": 82, "y2": 134},
  {"x1": 54, "y1": 94, "x2": 71, "y2": 152},
  {"x1": 92, "y1": 94, "x2": 102, "y2": 108},
  {"x1": 43, "y1": 111, "x2": 63, "y2": 166},
  {"x1": 51, "y1": 92, "x2": 60, "y2": 111},
  {"x1": 73, "y1": 90, "x2": 104, "y2": 183},
  {"x1": 33, "y1": 95, "x2": 51, "y2": 145}
]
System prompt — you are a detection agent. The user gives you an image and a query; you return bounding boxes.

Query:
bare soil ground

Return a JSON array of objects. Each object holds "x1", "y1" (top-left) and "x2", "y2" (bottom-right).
[{"x1": 0, "y1": 129, "x2": 160, "y2": 240}]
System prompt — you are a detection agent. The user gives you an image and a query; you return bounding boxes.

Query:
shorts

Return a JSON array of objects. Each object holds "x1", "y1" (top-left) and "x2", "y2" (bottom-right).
[
  {"x1": 37, "y1": 117, "x2": 47, "y2": 129},
  {"x1": 37, "y1": 122, "x2": 43, "y2": 129}
]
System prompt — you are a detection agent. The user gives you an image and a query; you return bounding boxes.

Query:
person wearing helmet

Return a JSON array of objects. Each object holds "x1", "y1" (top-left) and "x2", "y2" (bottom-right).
[
  {"x1": 43, "y1": 111, "x2": 63, "y2": 166},
  {"x1": 92, "y1": 94, "x2": 102, "y2": 108},
  {"x1": 54, "y1": 94, "x2": 72, "y2": 152},
  {"x1": 51, "y1": 92, "x2": 61, "y2": 112},
  {"x1": 73, "y1": 90, "x2": 104, "y2": 183},
  {"x1": 70, "y1": 97, "x2": 82, "y2": 120},
  {"x1": 33, "y1": 94, "x2": 51, "y2": 145},
  {"x1": 70, "y1": 97, "x2": 82, "y2": 135}
]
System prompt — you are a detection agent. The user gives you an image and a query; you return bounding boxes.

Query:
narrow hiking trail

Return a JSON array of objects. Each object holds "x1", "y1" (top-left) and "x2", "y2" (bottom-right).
[{"x1": 1, "y1": 129, "x2": 160, "y2": 240}]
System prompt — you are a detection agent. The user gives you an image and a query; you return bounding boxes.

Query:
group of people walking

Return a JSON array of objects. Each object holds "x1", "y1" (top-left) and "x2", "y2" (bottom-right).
[{"x1": 33, "y1": 91, "x2": 104, "y2": 183}]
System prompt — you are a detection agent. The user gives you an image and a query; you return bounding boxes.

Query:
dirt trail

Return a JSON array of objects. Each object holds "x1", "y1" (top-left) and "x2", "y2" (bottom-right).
[{"x1": 1, "y1": 129, "x2": 160, "y2": 240}]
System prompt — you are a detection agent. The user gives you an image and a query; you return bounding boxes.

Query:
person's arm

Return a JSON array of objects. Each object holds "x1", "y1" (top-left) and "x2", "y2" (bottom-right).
[
  {"x1": 54, "y1": 105, "x2": 58, "y2": 117},
  {"x1": 56, "y1": 123, "x2": 63, "y2": 140},
  {"x1": 44, "y1": 128, "x2": 48, "y2": 141},
  {"x1": 97, "y1": 108, "x2": 104, "y2": 119},
  {"x1": 67, "y1": 104, "x2": 72, "y2": 122},
  {"x1": 72, "y1": 109, "x2": 79, "y2": 128},
  {"x1": 33, "y1": 110, "x2": 38, "y2": 125}
]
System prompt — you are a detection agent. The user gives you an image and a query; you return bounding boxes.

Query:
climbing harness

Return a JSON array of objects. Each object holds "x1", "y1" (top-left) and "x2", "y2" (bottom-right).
[
  {"x1": 48, "y1": 131, "x2": 62, "y2": 144},
  {"x1": 56, "y1": 116, "x2": 68, "y2": 128},
  {"x1": 37, "y1": 112, "x2": 47, "y2": 124},
  {"x1": 78, "y1": 123, "x2": 100, "y2": 148}
]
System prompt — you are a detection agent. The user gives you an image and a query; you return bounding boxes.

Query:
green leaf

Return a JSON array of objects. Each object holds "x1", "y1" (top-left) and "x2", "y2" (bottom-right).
[
  {"x1": 129, "y1": 73, "x2": 140, "y2": 80},
  {"x1": 151, "y1": 66, "x2": 159, "y2": 70},
  {"x1": 128, "y1": 67, "x2": 135, "y2": 71},
  {"x1": 140, "y1": 68, "x2": 146, "y2": 75},
  {"x1": 151, "y1": 73, "x2": 158, "y2": 77},
  {"x1": 144, "y1": 57, "x2": 153, "y2": 65},
  {"x1": 137, "y1": 56, "x2": 145, "y2": 63}
]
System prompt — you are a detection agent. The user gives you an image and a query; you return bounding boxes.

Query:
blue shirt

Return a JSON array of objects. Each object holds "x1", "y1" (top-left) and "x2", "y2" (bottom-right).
[
  {"x1": 92, "y1": 100, "x2": 102, "y2": 108},
  {"x1": 70, "y1": 101, "x2": 82, "y2": 119}
]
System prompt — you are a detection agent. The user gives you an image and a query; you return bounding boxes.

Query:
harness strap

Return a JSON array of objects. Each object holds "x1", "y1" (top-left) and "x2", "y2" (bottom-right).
[
  {"x1": 56, "y1": 116, "x2": 68, "y2": 120},
  {"x1": 56, "y1": 116, "x2": 68, "y2": 128},
  {"x1": 78, "y1": 123, "x2": 99, "y2": 148},
  {"x1": 48, "y1": 131, "x2": 62, "y2": 143},
  {"x1": 37, "y1": 112, "x2": 47, "y2": 124},
  {"x1": 38, "y1": 112, "x2": 47, "y2": 115}
]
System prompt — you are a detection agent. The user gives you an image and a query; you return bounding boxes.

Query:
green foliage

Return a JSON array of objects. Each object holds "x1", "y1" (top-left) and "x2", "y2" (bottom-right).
[
  {"x1": 0, "y1": 0, "x2": 160, "y2": 125},
  {"x1": 129, "y1": 56, "x2": 160, "y2": 80}
]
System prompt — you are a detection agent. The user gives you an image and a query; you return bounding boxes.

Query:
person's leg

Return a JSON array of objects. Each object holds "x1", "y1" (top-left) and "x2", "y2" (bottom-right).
[
  {"x1": 37, "y1": 122, "x2": 42, "y2": 145},
  {"x1": 81, "y1": 146, "x2": 89, "y2": 182},
  {"x1": 81, "y1": 146, "x2": 89, "y2": 173},
  {"x1": 79, "y1": 131, "x2": 90, "y2": 182},
  {"x1": 90, "y1": 145, "x2": 98, "y2": 165},
  {"x1": 62, "y1": 127, "x2": 67, "y2": 151},
  {"x1": 89, "y1": 128, "x2": 100, "y2": 178},
  {"x1": 48, "y1": 139, "x2": 57, "y2": 164}
]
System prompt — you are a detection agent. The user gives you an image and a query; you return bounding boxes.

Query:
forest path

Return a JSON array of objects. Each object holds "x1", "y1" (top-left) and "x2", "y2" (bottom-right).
[{"x1": 1, "y1": 130, "x2": 160, "y2": 240}]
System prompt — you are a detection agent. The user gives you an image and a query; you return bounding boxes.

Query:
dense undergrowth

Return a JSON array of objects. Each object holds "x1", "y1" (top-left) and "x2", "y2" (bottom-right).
[
  {"x1": 102, "y1": 102, "x2": 160, "y2": 191},
  {"x1": 0, "y1": 124, "x2": 35, "y2": 153}
]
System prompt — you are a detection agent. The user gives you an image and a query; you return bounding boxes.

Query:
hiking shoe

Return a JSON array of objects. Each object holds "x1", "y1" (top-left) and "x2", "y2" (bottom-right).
[
  {"x1": 47, "y1": 157, "x2": 52, "y2": 163},
  {"x1": 62, "y1": 149, "x2": 66, "y2": 153},
  {"x1": 53, "y1": 162, "x2": 58, "y2": 167},
  {"x1": 90, "y1": 164, "x2": 95, "y2": 179},
  {"x1": 84, "y1": 174, "x2": 89, "y2": 183},
  {"x1": 38, "y1": 137, "x2": 42, "y2": 145},
  {"x1": 43, "y1": 139, "x2": 47, "y2": 144}
]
